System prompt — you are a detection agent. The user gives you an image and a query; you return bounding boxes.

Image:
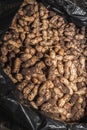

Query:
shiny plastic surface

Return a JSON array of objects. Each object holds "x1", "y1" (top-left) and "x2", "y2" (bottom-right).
[{"x1": 39, "y1": 0, "x2": 87, "y2": 26}]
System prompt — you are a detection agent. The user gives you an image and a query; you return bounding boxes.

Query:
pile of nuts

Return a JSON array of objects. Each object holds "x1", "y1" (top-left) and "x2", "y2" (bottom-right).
[{"x1": 0, "y1": 0, "x2": 87, "y2": 122}]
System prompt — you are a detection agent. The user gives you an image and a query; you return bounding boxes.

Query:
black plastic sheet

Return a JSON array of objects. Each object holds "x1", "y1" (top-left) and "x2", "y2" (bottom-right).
[
  {"x1": 0, "y1": 0, "x2": 87, "y2": 130},
  {"x1": 39, "y1": 0, "x2": 87, "y2": 26}
]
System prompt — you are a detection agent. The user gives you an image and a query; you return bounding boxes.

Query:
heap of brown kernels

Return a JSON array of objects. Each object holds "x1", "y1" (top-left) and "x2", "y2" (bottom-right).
[{"x1": 0, "y1": 0, "x2": 87, "y2": 122}]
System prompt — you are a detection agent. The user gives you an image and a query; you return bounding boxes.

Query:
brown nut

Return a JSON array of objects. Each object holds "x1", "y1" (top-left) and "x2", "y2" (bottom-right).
[
  {"x1": 28, "y1": 85, "x2": 38, "y2": 101},
  {"x1": 58, "y1": 94, "x2": 70, "y2": 107},
  {"x1": 23, "y1": 84, "x2": 34, "y2": 99},
  {"x1": 17, "y1": 80, "x2": 28, "y2": 91},
  {"x1": 13, "y1": 58, "x2": 21, "y2": 73},
  {"x1": 36, "y1": 96, "x2": 45, "y2": 106},
  {"x1": 20, "y1": 53, "x2": 32, "y2": 62},
  {"x1": 15, "y1": 73, "x2": 23, "y2": 82},
  {"x1": 22, "y1": 56, "x2": 39, "y2": 68},
  {"x1": 57, "y1": 61, "x2": 64, "y2": 75}
]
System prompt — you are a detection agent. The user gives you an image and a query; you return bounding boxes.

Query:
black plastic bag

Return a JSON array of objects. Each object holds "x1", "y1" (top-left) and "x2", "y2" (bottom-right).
[
  {"x1": 0, "y1": 0, "x2": 23, "y2": 36},
  {"x1": 0, "y1": 0, "x2": 87, "y2": 130},
  {"x1": 39, "y1": 0, "x2": 87, "y2": 26},
  {"x1": 0, "y1": 110, "x2": 24, "y2": 130}
]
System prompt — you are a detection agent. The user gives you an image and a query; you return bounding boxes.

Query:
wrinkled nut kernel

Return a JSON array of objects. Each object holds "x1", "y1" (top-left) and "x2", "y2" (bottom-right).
[{"x1": 0, "y1": 0, "x2": 87, "y2": 122}]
